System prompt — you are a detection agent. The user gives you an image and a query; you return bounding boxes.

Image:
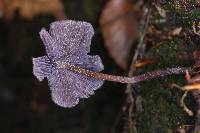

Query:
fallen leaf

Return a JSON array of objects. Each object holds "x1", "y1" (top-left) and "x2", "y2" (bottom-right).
[
  {"x1": 0, "y1": 0, "x2": 66, "y2": 20},
  {"x1": 197, "y1": 0, "x2": 200, "y2": 6},
  {"x1": 132, "y1": 58, "x2": 157, "y2": 68},
  {"x1": 99, "y1": 0, "x2": 141, "y2": 69}
]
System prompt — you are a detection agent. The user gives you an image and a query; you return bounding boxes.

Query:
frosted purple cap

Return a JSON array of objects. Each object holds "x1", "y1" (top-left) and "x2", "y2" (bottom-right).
[{"x1": 32, "y1": 20, "x2": 104, "y2": 108}]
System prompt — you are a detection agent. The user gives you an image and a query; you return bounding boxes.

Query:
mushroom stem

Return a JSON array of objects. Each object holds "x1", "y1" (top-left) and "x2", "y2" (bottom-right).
[{"x1": 57, "y1": 62, "x2": 194, "y2": 84}]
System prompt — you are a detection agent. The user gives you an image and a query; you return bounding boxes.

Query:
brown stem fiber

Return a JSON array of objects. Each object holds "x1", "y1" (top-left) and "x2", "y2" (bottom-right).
[{"x1": 57, "y1": 62, "x2": 194, "y2": 84}]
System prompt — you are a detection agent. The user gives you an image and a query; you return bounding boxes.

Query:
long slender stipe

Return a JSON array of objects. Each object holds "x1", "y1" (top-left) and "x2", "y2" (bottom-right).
[
  {"x1": 32, "y1": 20, "x2": 197, "y2": 108},
  {"x1": 57, "y1": 62, "x2": 193, "y2": 84}
]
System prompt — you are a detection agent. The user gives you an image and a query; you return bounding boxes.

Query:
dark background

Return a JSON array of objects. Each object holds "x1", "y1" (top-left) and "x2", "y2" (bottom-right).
[
  {"x1": 0, "y1": 0, "x2": 200, "y2": 133},
  {"x1": 0, "y1": 0, "x2": 126, "y2": 133}
]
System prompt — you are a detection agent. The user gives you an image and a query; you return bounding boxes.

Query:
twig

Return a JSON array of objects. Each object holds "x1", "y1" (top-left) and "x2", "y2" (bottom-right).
[
  {"x1": 170, "y1": 84, "x2": 194, "y2": 116},
  {"x1": 180, "y1": 91, "x2": 194, "y2": 116},
  {"x1": 192, "y1": 91, "x2": 200, "y2": 133},
  {"x1": 123, "y1": 2, "x2": 152, "y2": 133}
]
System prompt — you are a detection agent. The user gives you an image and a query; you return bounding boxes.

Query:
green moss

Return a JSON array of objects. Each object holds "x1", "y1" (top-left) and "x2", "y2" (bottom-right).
[
  {"x1": 135, "y1": 77, "x2": 194, "y2": 132},
  {"x1": 145, "y1": 40, "x2": 179, "y2": 68},
  {"x1": 135, "y1": 40, "x2": 196, "y2": 133}
]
